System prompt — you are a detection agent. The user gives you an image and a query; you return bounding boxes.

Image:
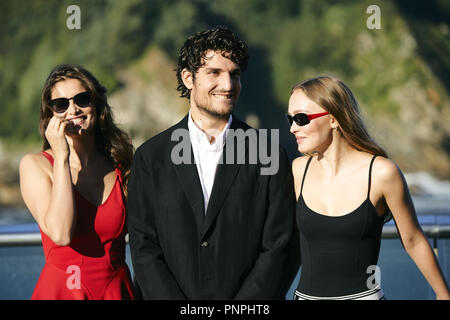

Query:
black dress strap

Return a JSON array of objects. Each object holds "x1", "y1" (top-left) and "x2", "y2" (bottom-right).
[
  {"x1": 367, "y1": 155, "x2": 378, "y2": 199},
  {"x1": 300, "y1": 156, "x2": 313, "y2": 196}
]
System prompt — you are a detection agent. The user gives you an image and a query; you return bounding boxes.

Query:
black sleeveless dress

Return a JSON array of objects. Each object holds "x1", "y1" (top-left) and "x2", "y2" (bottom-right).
[{"x1": 294, "y1": 155, "x2": 386, "y2": 300}]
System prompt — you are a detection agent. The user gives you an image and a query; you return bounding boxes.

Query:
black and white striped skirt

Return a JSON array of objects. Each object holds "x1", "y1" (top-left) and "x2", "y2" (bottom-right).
[{"x1": 293, "y1": 286, "x2": 385, "y2": 300}]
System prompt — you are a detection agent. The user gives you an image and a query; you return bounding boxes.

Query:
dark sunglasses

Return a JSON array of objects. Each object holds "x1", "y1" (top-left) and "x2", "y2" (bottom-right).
[
  {"x1": 286, "y1": 112, "x2": 329, "y2": 127},
  {"x1": 48, "y1": 91, "x2": 92, "y2": 113}
]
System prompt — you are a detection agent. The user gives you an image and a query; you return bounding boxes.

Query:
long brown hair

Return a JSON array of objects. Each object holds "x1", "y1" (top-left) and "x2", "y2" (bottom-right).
[
  {"x1": 40, "y1": 64, "x2": 134, "y2": 188},
  {"x1": 291, "y1": 75, "x2": 387, "y2": 158}
]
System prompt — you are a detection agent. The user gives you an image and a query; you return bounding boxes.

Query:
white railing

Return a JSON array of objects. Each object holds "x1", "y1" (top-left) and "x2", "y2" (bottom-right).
[{"x1": 0, "y1": 225, "x2": 449, "y2": 246}]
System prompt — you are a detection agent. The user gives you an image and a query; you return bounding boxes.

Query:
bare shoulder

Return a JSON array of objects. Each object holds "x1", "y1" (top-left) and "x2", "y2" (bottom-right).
[
  {"x1": 19, "y1": 151, "x2": 52, "y2": 177},
  {"x1": 372, "y1": 156, "x2": 402, "y2": 180},
  {"x1": 292, "y1": 155, "x2": 311, "y2": 180},
  {"x1": 371, "y1": 156, "x2": 405, "y2": 194}
]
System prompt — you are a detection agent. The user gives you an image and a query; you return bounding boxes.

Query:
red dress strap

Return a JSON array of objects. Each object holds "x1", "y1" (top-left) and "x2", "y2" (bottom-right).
[
  {"x1": 115, "y1": 164, "x2": 124, "y2": 186},
  {"x1": 40, "y1": 151, "x2": 54, "y2": 166}
]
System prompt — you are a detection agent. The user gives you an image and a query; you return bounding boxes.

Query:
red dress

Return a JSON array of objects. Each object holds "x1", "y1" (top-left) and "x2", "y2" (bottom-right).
[{"x1": 31, "y1": 152, "x2": 135, "y2": 300}]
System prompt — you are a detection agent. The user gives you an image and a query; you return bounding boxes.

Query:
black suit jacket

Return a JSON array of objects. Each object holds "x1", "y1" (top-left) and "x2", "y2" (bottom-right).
[{"x1": 127, "y1": 114, "x2": 298, "y2": 299}]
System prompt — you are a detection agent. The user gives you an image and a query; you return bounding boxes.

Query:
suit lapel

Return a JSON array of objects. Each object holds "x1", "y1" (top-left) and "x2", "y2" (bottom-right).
[{"x1": 172, "y1": 115, "x2": 205, "y2": 229}]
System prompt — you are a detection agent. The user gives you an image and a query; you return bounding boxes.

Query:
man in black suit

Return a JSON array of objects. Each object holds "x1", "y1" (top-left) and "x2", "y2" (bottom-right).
[{"x1": 127, "y1": 26, "x2": 298, "y2": 299}]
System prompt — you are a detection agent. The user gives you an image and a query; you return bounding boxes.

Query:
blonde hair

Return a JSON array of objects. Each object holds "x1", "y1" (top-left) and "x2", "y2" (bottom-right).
[{"x1": 291, "y1": 75, "x2": 387, "y2": 158}]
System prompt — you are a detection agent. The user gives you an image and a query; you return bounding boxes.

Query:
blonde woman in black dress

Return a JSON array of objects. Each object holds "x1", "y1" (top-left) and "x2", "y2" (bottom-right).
[{"x1": 288, "y1": 75, "x2": 449, "y2": 300}]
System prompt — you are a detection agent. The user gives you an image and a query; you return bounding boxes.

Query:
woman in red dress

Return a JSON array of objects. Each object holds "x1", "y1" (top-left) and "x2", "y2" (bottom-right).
[{"x1": 19, "y1": 64, "x2": 135, "y2": 299}]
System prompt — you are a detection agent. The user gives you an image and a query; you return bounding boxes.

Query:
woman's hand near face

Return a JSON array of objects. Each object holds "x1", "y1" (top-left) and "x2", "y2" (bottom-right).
[{"x1": 45, "y1": 116, "x2": 69, "y2": 161}]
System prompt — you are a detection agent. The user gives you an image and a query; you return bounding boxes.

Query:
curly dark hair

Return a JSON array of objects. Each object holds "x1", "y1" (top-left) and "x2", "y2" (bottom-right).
[
  {"x1": 40, "y1": 64, "x2": 134, "y2": 189},
  {"x1": 176, "y1": 26, "x2": 249, "y2": 99}
]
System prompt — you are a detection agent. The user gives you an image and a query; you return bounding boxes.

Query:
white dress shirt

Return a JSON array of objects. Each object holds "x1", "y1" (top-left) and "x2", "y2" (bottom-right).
[{"x1": 188, "y1": 111, "x2": 232, "y2": 214}]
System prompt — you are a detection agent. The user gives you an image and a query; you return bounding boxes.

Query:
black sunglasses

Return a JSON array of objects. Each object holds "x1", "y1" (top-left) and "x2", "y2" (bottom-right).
[
  {"x1": 48, "y1": 91, "x2": 92, "y2": 113},
  {"x1": 286, "y1": 112, "x2": 329, "y2": 127}
]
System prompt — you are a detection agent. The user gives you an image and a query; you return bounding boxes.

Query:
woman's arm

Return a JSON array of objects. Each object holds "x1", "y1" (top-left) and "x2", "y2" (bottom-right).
[
  {"x1": 19, "y1": 117, "x2": 76, "y2": 246},
  {"x1": 376, "y1": 157, "x2": 449, "y2": 299}
]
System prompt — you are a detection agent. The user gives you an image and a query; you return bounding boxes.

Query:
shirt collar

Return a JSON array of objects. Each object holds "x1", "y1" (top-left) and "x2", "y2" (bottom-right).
[{"x1": 188, "y1": 110, "x2": 232, "y2": 150}]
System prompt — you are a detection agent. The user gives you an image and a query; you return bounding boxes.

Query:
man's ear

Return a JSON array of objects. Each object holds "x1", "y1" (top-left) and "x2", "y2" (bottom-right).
[{"x1": 181, "y1": 68, "x2": 194, "y2": 90}]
